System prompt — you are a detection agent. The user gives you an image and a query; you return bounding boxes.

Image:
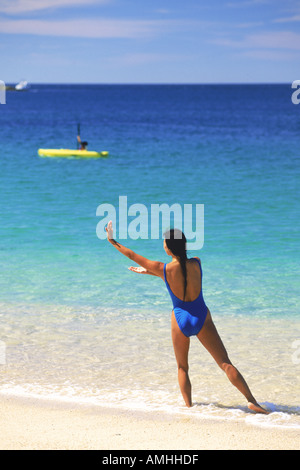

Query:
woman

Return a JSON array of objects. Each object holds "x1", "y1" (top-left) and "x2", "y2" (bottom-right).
[{"x1": 105, "y1": 221, "x2": 268, "y2": 414}]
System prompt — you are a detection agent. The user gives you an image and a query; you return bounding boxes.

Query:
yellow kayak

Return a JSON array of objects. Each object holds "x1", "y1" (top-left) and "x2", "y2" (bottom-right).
[{"x1": 38, "y1": 148, "x2": 108, "y2": 158}]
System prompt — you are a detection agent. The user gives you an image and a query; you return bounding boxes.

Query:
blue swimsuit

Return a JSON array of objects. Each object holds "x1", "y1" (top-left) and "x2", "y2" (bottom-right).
[{"x1": 164, "y1": 258, "x2": 208, "y2": 337}]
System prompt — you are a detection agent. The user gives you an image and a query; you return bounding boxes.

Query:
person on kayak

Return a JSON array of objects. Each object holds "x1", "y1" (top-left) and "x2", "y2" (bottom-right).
[{"x1": 77, "y1": 134, "x2": 88, "y2": 150}]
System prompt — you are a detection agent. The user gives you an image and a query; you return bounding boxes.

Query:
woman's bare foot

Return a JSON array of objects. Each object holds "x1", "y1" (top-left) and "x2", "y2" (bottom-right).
[{"x1": 248, "y1": 402, "x2": 269, "y2": 414}]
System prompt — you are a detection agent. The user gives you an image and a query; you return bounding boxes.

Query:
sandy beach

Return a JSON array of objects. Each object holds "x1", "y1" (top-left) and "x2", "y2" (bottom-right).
[{"x1": 0, "y1": 395, "x2": 298, "y2": 450}]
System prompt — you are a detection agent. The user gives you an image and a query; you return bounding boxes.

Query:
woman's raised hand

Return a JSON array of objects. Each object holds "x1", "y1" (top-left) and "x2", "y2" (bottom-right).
[{"x1": 105, "y1": 220, "x2": 114, "y2": 239}]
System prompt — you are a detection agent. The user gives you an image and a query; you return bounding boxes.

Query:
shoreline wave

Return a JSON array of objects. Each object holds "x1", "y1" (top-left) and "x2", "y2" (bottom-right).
[{"x1": 0, "y1": 383, "x2": 299, "y2": 431}]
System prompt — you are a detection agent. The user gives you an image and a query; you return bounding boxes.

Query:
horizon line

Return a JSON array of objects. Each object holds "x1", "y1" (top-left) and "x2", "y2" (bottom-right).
[{"x1": 5, "y1": 81, "x2": 293, "y2": 86}]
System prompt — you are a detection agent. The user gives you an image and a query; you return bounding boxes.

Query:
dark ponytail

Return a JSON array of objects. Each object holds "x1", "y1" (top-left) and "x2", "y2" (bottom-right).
[{"x1": 164, "y1": 229, "x2": 187, "y2": 300}]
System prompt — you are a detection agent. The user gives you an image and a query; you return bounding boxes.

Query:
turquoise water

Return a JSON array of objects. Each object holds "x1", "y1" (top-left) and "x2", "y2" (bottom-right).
[{"x1": 0, "y1": 84, "x2": 299, "y2": 428}]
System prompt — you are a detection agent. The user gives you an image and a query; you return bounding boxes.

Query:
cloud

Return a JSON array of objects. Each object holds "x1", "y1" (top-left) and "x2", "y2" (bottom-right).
[
  {"x1": 226, "y1": 0, "x2": 270, "y2": 7},
  {"x1": 273, "y1": 14, "x2": 300, "y2": 23},
  {"x1": 212, "y1": 31, "x2": 300, "y2": 51},
  {"x1": 0, "y1": 17, "x2": 181, "y2": 39},
  {"x1": 239, "y1": 49, "x2": 300, "y2": 61},
  {"x1": 0, "y1": 0, "x2": 107, "y2": 14},
  {"x1": 0, "y1": 15, "x2": 201, "y2": 40},
  {"x1": 248, "y1": 31, "x2": 300, "y2": 49},
  {"x1": 233, "y1": 21, "x2": 264, "y2": 28},
  {"x1": 107, "y1": 52, "x2": 191, "y2": 67}
]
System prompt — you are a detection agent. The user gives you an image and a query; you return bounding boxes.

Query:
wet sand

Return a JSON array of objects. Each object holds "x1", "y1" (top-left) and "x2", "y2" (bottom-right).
[{"x1": 0, "y1": 395, "x2": 298, "y2": 450}]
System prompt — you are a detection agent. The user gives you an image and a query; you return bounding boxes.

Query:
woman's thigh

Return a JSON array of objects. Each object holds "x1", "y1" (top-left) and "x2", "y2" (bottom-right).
[
  {"x1": 171, "y1": 311, "x2": 190, "y2": 369},
  {"x1": 196, "y1": 310, "x2": 231, "y2": 367}
]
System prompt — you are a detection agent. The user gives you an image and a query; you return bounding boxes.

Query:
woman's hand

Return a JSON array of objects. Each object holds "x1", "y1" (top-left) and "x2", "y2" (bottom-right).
[
  {"x1": 105, "y1": 221, "x2": 163, "y2": 278},
  {"x1": 128, "y1": 266, "x2": 148, "y2": 274},
  {"x1": 105, "y1": 220, "x2": 114, "y2": 240}
]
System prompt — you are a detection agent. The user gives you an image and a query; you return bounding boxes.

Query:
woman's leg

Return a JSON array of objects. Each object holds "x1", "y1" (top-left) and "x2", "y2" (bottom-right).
[
  {"x1": 197, "y1": 310, "x2": 269, "y2": 414},
  {"x1": 171, "y1": 311, "x2": 192, "y2": 407}
]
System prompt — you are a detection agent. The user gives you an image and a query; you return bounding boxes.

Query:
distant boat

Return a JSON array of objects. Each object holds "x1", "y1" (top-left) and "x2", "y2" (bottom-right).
[
  {"x1": 38, "y1": 148, "x2": 109, "y2": 158},
  {"x1": 15, "y1": 81, "x2": 29, "y2": 91}
]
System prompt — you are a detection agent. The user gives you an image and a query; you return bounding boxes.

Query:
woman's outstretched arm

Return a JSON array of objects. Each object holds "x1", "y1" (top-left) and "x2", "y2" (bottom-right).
[{"x1": 105, "y1": 221, "x2": 164, "y2": 279}]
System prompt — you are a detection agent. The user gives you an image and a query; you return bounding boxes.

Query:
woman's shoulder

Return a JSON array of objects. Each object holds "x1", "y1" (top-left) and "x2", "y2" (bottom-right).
[{"x1": 189, "y1": 257, "x2": 202, "y2": 271}]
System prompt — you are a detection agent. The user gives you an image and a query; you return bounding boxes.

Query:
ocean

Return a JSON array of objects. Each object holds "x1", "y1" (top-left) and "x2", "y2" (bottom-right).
[{"x1": 0, "y1": 84, "x2": 299, "y2": 429}]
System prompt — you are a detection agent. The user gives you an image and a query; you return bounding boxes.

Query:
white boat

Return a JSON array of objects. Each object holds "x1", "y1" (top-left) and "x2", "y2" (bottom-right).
[{"x1": 15, "y1": 81, "x2": 29, "y2": 91}]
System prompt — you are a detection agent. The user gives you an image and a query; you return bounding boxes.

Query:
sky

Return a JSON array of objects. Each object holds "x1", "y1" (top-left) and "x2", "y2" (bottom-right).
[{"x1": 0, "y1": 0, "x2": 299, "y2": 84}]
